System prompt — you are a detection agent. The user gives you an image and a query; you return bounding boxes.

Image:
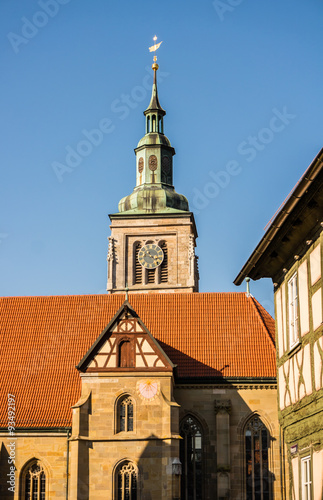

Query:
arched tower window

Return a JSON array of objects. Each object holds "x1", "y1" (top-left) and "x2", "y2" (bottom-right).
[
  {"x1": 158, "y1": 115, "x2": 163, "y2": 133},
  {"x1": 116, "y1": 461, "x2": 137, "y2": 500},
  {"x1": 146, "y1": 116, "x2": 150, "y2": 133},
  {"x1": 152, "y1": 114, "x2": 156, "y2": 132},
  {"x1": 21, "y1": 460, "x2": 46, "y2": 500},
  {"x1": 117, "y1": 395, "x2": 134, "y2": 432},
  {"x1": 159, "y1": 241, "x2": 168, "y2": 283},
  {"x1": 180, "y1": 415, "x2": 203, "y2": 500},
  {"x1": 134, "y1": 242, "x2": 142, "y2": 285},
  {"x1": 245, "y1": 415, "x2": 270, "y2": 500}
]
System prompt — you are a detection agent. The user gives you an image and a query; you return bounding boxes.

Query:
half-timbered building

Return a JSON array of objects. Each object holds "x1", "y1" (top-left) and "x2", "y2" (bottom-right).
[{"x1": 235, "y1": 149, "x2": 323, "y2": 500}]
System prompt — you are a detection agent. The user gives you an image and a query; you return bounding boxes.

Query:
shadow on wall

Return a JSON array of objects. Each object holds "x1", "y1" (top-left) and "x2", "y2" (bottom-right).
[{"x1": 0, "y1": 443, "x2": 15, "y2": 499}]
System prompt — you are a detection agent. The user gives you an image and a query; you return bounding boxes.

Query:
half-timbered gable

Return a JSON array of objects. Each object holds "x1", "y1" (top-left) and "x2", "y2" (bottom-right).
[{"x1": 77, "y1": 302, "x2": 174, "y2": 373}]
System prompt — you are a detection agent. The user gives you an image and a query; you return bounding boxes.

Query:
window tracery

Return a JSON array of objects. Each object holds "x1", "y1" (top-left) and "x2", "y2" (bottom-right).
[
  {"x1": 180, "y1": 415, "x2": 203, "y2": 500},
  {"x1": 22, "y1": 460, "x2": 46, "y2": 500},
  {"x1": 116, "y1": 461, "x2": 137, "y2": 500},
  {"x1": 245, "y1": 415, "x2": 270, "y2": 500},
  {"x1": 117, "y1": 395, "x2": 134, "y2": 433}
]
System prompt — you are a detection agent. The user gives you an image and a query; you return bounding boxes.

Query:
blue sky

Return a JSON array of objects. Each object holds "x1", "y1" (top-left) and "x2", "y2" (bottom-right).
[{"x1": 1, "y1": 0, "x2": 323, "y2": 316}]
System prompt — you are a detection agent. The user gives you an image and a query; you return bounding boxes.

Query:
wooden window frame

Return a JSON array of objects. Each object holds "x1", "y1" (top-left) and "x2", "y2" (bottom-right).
[
  {"x1": 288, "y1": 273, "x2": 299, "y2": 349},
  {"x1": 301, "y1": 456, "x2": 312, "y2": 500}
]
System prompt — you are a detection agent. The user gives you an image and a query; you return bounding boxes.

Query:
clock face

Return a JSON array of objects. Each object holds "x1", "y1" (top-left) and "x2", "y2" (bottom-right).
[
  {"x1": 138, "y1": 244, "x2": 164, "y2": 269},
  {"x1": 137, "y1": 380, "x2": 159, "y2": 400}
]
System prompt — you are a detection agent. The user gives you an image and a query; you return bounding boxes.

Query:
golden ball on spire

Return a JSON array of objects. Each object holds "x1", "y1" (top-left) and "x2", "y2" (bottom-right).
[{"x1": 152, "y1": 62, "x2": 159, "y2": 71}]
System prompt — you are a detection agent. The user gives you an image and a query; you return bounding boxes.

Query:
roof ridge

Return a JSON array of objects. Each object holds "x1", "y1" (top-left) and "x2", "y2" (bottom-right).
[
  {"x1": 249, "y1": 296, "x2": 276, "y2": 350},
  {"x1": 0, "y1": 291, "x2": 251, "y2": 301}
]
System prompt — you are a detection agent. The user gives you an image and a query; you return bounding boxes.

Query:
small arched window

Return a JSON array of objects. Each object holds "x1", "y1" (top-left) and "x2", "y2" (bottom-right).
[
  {"x1": 245, "y1": 415, "x2": 270, "y2": 500},
  {"x1": 117, "y1": 395, "x2": 134, "y2": 432},
  {"x1": 116, "y1": 461, "x2": 137, "y2": 500},
  {"x1": 180, "y1": 415, "x2": 203, "y2": 500},
  {"x1": 22, "y1": 460, "x2": 46, "y2": 500}
]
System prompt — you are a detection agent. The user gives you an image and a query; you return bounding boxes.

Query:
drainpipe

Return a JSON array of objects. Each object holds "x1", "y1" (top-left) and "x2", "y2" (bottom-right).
[{"x1": 66, "y1": 429, "x2": 70, "y2": 500}]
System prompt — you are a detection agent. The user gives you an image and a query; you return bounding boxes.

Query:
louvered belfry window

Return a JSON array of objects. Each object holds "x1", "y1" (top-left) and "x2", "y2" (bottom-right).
[
  {"x1": 159, "y1": 241, "x2": 168, "y2": 283},
  {"x1": 117, "y1": 461, "x2": 137, "y2": 500},
  {"x1": 24, "y1": 461, "x2": 46, "y2": 500},
  {"x1": 245, "y1": 415, "x2": 270, "y2": 500},
  {"x1": 134, "y1": 243, "x2": 142, "y2": 284}
]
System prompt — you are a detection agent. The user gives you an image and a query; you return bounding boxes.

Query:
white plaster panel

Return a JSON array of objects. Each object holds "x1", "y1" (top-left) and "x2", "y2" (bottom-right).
[
  {"x1": 284, "y1": 360, "x2": 291, "y2": 408},
  {"x1": 135, "y1": 322, "x2": 145, "y2": 332},
  {"x1": 296, "y1": 349, "x2": 305, "y2": 400},
  {"x1": 310, "y1": 244, "x2": 321, "y2": 285},
  {"x1": 291, "y1": 457, "x2": 299, "y2": 500},
  {"x1": 155, "y1": 359, "x2": 165, "y2": 367},
  {"x1": 142, "y1": 340, "x2": 154, "y2": 353},
  {"x1": 98, "y1": 341, "x2": 113, "y2": 355},
  {"x1": 298, "y1": 261, "x2": 310, "y2": 336},
  {"x1": 314, "y1": 337, "x2": 323, "y2": 391},
  {"x1": 312, "y1": 288, "x2": 322, "y2": 331},
  {"x1": 146, "y1": 354, "x2": 158, "y2": 367},
  {"x1": 289, "y1": 357, "x2": 296, "y2": 404},
  {"x1": 107, "y1": 354, "x2": 116, "y2": 368},
  {"x1": 276, "y1": 288, "x2": 284, "y2": 356},
  {"x1": 293, "y1": 355, "x2": 301, "y2": 402},
  {"x1": 95, "y1": 355, "x2": 107, "y2": 368},
  {"x1": 313, "y1": 450, "x2": 323, "y2": 500},
  {"x1": 278, "y1": 365, "x2": 286, "y2": 410},
  {"x1": 136, "y1": 355, "x2": 146, "y2": 368},
  {"x1": 302, "y1": 343, "x2": 312, "y2": 396}
]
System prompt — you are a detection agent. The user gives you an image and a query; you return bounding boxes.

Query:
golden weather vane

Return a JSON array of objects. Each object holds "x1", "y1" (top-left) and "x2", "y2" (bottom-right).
[{"x1": 149, "y1": 35, "x2": 163, "y2": 63}]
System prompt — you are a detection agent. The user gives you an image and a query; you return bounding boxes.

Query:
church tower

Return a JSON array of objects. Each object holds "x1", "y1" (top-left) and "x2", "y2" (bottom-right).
[{"x1": 107, "y1": 58, "x2": 198, "y2": 294}]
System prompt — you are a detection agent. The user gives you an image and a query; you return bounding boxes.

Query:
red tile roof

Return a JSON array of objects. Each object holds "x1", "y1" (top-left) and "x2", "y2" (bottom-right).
[{"x1": 0, "y1": 293, "x2": 276, "y2": 428}]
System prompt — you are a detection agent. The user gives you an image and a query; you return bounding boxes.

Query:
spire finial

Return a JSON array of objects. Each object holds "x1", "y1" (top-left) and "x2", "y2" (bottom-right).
[
  {"x1": 149, "y1": 35, "x2": 162, "y2": 76},
  {"x1": 125, "y1": 282, "x2": 129, "y2": 301}
]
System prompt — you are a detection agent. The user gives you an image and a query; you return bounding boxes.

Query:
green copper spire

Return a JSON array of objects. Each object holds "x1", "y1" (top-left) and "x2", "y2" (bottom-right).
[{"x1": 118, "y1": 56, "x2": 189, "y2": 214}]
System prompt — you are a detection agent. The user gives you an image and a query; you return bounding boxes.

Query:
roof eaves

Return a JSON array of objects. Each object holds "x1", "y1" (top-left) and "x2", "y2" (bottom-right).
[{"x1": 234, "y1": 148, "x2": 323, "y2": 285}]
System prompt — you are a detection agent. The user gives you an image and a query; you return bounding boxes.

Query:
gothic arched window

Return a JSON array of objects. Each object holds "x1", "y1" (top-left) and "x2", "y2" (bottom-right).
[
  {"x1": 116, "y1": 461, "x2": 137, "y2": 500},
  {"x1": 134, "y1": 242, "x2": 142, "y2": 285},
  {"x1": 21, "y1": 460, "x2": 46, "y2": 500},
  {"x1": 245, "y1": 415, "x2": 270, "y2": 500},
  {"x1": 117, "y1": 395, "x2": 134, "y2": 432},
  {"x1": 159, "y1": 241, "x2": 168, "y2": 283},
  {"x1": 180, "y1": 415, "x2": 203, "y2": 500}
]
